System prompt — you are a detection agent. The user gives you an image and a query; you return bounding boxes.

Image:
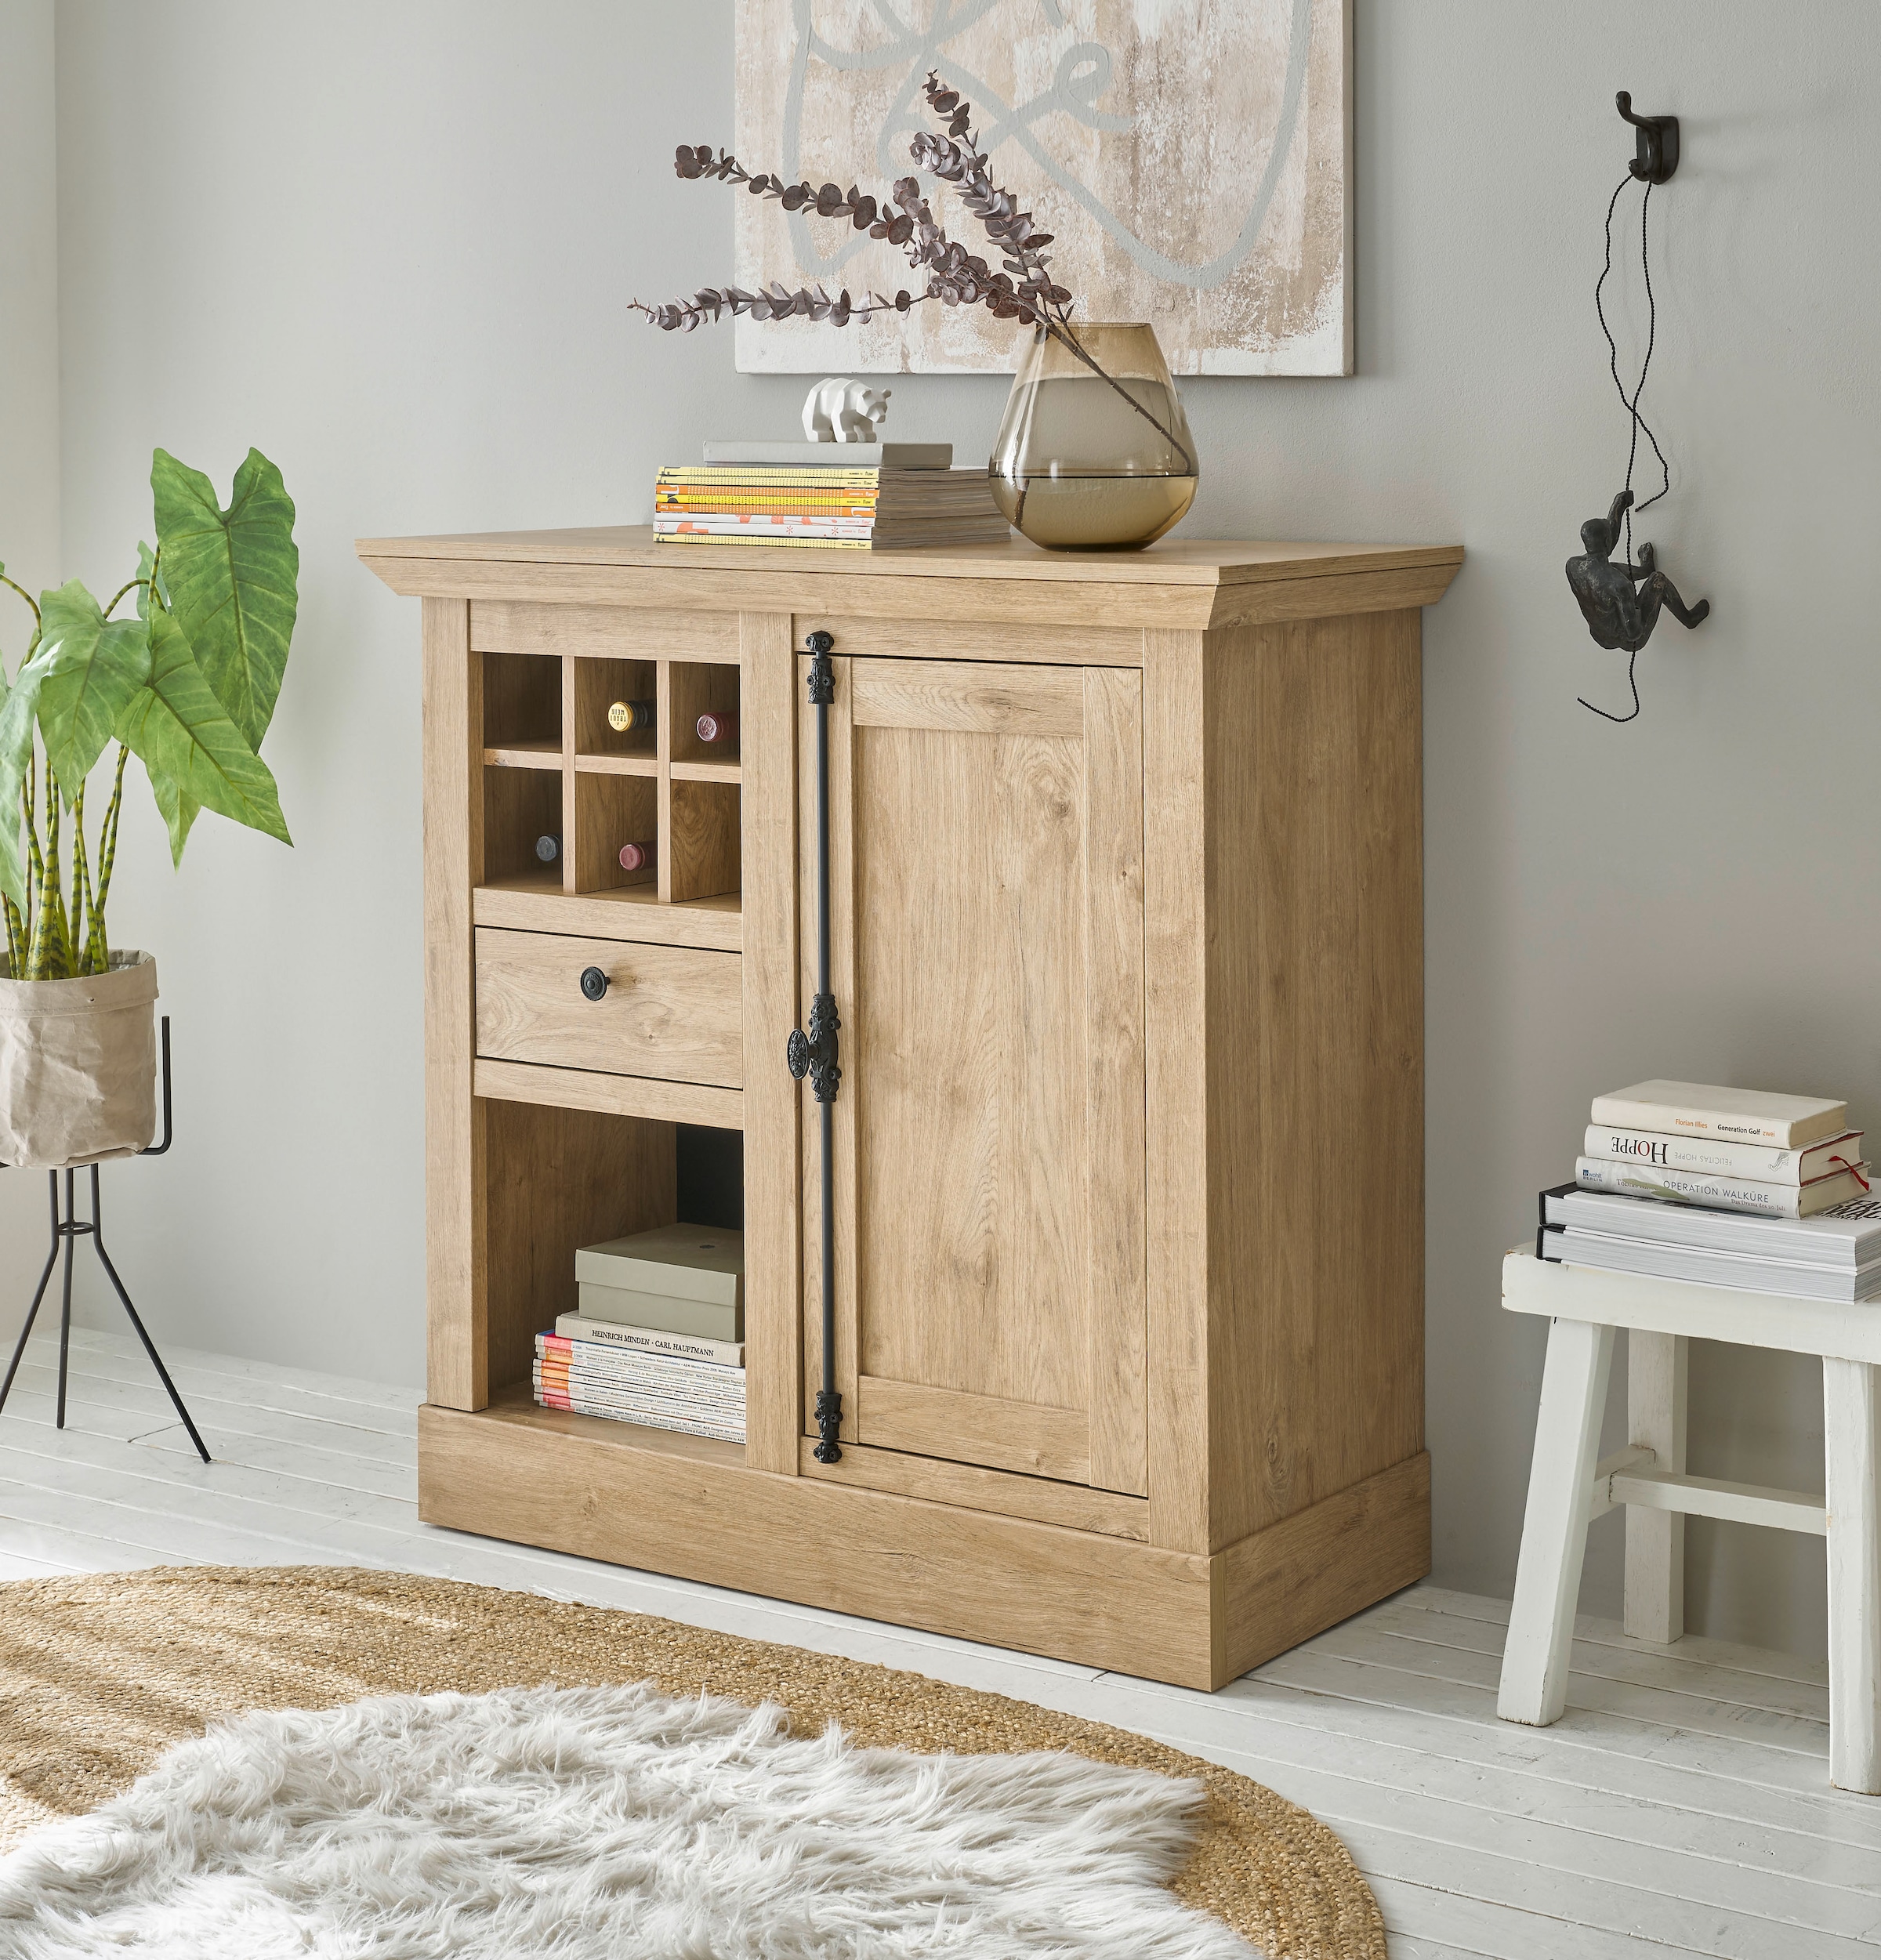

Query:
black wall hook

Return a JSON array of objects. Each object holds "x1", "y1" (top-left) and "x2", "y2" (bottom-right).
[{"x1": 1617, "y1": 92, "x2": 1679, "y2": 183}]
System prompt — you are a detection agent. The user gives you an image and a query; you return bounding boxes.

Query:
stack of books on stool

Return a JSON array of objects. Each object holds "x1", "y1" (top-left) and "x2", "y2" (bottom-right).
[
  {"x1": 534, "y1": 1223, "x2": 746, "y2": 1443},
  {"x1": 1540, "y1": 1079, "x2": 1881, "y2": 1301}
]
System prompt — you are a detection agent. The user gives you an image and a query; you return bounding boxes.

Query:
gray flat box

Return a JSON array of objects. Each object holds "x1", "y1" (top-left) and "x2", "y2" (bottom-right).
[{"x1": 576, "y1": 1223, "x2": 744, "y2": 1313}]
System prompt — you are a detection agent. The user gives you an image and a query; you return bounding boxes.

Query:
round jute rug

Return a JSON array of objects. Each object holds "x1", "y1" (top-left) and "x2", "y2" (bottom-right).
[{"x1": 0, "y1": 1567, "x2": 1382, "y2": 1959}]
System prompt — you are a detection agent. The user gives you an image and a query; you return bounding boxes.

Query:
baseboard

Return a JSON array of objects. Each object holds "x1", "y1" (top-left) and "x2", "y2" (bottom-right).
[{"x1": 1211, "y1": 1451, "x2": 1432, "y2": 1686}]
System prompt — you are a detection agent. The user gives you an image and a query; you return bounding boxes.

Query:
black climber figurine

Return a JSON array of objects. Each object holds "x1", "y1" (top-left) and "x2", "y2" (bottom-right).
[{"x1": 1567, "y1": 489, "x2": 1710, "y2": 650}]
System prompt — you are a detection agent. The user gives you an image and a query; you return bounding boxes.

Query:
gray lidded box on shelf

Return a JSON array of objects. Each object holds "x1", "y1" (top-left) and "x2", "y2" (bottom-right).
[{"x1": 575, "y1": 1224, "x2": 745, "y2": 1341}]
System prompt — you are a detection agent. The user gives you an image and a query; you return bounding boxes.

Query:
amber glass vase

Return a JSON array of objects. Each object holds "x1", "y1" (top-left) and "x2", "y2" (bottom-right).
[{"x1": 990, "y1": 322, "x2": 1198, "y2": 550}]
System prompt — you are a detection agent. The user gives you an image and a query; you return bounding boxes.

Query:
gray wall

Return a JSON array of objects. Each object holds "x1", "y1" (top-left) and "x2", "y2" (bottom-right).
[{"x1": 6, "y1": 1, "x2": 1876, "y2": 1657}]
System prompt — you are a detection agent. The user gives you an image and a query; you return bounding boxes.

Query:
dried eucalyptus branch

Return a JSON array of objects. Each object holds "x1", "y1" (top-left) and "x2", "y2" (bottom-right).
[{"x1": 630, "y1": 73, "x2": 1193, "y2": 474}]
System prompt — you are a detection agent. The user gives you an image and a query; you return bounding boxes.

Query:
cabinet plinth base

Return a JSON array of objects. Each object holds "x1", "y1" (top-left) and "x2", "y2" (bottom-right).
[{"x1": 418, "y1": 1397, "x2": 1430, "y2": 1690}]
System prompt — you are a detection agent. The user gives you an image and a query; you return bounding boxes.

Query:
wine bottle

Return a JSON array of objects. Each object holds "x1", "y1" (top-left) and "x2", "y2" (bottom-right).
[
  {"x1": 607, "y1": 699, "x2": 654, "y2": 732},
  {"x1": 695, "y1": 709, "x2": 738, "y2": 745},
  {"x1": 618, "y1": 839, "x2": 657, "y2": 873},
  {"x1": 535, "y1": 834, "x2": 561, "y2": 864}
]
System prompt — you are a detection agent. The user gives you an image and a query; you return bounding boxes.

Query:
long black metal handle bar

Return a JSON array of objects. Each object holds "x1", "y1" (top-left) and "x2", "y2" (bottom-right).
[{"x1": 786, "y1": 631, "x2": 843, "y2": 1463}]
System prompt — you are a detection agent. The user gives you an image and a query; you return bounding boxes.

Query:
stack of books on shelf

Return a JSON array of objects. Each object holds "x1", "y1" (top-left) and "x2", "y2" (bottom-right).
[
  {"x1": 535, "y1": 1223, "x2": 745, "y2": 1443},
  {"x1": 653, "y1": 440, "x2": 1009, "y2": 551},
  {"x1": 1539, "y1": 1079, "x2": 1881, "y2": 1301}
]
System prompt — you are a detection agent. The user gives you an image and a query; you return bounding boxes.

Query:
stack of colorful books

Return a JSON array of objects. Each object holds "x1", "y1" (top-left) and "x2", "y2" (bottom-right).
[
  {"x1": 534, "y1": 1223, "x2": 745, "y2": 1442},
  {"x1": 653, "y1": 448, "x2": 1009, "y2": 551},
  {"x1": 1539, "y1": 1080, "x2": 1881, "y2": 1300}
]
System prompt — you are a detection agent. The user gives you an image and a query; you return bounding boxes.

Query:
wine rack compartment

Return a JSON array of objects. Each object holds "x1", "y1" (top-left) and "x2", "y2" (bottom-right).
[
  {"x1": 670, "y1": 661, "x2": 741, "y2": 768},
  {"x1": 668, "y1": 779, "x2": 740, "y2": 903},
  {"x1": 475, "y1": 643, "x2": 743, "y2": 914},
  {"x1": 481, "y1": 650, "x2": 560, "y2": 765},
  {"x1": 576, "y1": 656, "x2": 657, "y2": 763},
  {"x1": 483, "y1": 763, "x2": 561, "y2": 885},
  {"x1": 575, "y1": 770, "x2": 657, "y2": 893}
]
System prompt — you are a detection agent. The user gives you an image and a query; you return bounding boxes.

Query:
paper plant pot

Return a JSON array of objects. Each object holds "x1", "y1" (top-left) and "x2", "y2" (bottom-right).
[{"x1": 0, "y1": 951, "x2": 158, "y2": 1170}]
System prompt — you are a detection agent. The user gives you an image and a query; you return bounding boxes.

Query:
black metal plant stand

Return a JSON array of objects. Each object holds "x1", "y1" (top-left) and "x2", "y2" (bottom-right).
[{"x1": 0, "y1": 1016, "x2": 208, "y2": 1463}]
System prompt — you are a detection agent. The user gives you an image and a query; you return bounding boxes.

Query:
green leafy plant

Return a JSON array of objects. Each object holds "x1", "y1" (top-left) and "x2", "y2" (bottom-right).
[{"x1": 0, "y1": 448, "x2": 296, "y2": 981}]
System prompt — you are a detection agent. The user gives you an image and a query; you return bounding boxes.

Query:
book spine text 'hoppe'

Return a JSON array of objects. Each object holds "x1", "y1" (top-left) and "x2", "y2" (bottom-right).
[
  {"x1": 1582, "y1": 1123, "x2": 1865, "y2": 1185},
  {"x1": 1573, "y1": 1156, "x2": 1868, "y2": 1219}
]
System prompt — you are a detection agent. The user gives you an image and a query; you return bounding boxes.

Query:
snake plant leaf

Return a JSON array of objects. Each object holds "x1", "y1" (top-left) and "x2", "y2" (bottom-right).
[
  {"x1": 34, "y1": 580, "x2": 153, "y2": 799},
  {"x1": 116, "y1": 607, "x2": 292, "y2": 858},
  {"x1": 0, "y1": 647, "x2": 56, "y2": 911},
  {"x1": 150, "y1": 447, "x2": 298, "y2": 752}
]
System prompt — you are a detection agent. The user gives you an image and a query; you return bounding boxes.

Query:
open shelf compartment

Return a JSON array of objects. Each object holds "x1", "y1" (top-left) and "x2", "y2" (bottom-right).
[{"x1": 477, "y1": 1098, "x2": 746, "y2": 1451}]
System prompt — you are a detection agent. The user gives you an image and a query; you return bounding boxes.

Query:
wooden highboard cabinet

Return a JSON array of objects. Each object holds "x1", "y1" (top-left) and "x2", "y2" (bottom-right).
[{"x1": 359, "y1": 527, "x2": 1462, "y2": 1690}]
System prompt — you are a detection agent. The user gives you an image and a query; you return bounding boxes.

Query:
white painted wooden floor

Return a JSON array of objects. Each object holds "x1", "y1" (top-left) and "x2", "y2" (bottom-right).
[{"x1": 0, "y1": 1326, "x2": 1874, "y2": 1959}]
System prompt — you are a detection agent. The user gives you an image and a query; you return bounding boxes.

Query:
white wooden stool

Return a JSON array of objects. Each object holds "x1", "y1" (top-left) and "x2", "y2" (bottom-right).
[{"x1": 1495, "y1": 1247, "x2": 1881, "y2": 1792}]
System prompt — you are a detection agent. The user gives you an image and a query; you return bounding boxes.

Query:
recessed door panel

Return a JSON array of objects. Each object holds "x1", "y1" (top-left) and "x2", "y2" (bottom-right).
[{"x1": 800, "y1": 654, "x2": 1147, "y2": 1497}]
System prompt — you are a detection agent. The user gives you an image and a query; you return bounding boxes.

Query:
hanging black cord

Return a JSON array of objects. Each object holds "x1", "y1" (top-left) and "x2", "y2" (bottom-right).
[{"x1": 1582, "y1": 172, "x2": 1670, "y2": 724}]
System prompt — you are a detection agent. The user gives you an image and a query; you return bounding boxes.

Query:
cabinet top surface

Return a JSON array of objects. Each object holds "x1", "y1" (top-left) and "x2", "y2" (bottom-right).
[{"x1": 357, "y1": 524, "x2": 1462, "y2": 591}]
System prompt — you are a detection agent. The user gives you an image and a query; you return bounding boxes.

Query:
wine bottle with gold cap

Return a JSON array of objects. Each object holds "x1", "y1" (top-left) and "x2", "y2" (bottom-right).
[{"x1": 607, "y1": 699, "x2": 654, "y2": 733}]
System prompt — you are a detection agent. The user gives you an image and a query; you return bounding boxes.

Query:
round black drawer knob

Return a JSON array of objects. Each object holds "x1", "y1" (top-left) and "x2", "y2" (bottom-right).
[{"x1": 579, "y1": 966, "x2": 609, "y2": 1002}]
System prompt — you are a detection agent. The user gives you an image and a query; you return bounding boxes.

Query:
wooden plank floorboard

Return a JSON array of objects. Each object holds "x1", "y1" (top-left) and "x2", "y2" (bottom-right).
[
  {"x1": 1096, "y1": 1671, "x2": 1881, "y2": 1871},
  {"x1": 1282, "y1": 1621, "x2": 1833, "y2": 1758},
  {"x1": 1329, "y1": 1810, "x2": 1877, "y2": 1959},
  {"x1": 1, "y1": 1340, "x2": 1875, "y2": 1958},
  {"x1": 1386, "y1": 1940, "x2": 1500, "y2": 1960},
  {"x1": 2, "y1": 1360, "x2": 419, "y2": 1469},
  {"x1": 0, "y1": 1391, "x2": 418, "y2": 1502},
  {"x1": 51, "y1": 1325, "x2": 422, "y2": 1416},
  {"x1": 1136, "y1": 1726, "x2": 1881, "y2": 1944},
  {"x1": 1375, "y1": 1598, "x2": 1832, "y2": 1726},
  {"x1": 16, "y1": 1336, "x2": 420, "y2": 1436},
  {"x1": 1103, "y1": 1690, "x2": 1881, "y2": 1907},
  {"x1": 1367, "y1": 1875, "x2": 1720, "y2": 1960},
  {"x1": 0, "y1": 1423, "x2": 419, "y2": 1533},
  {"x1": 1410, "y1": 1583, "x2": 1832, "y2": 1690}
]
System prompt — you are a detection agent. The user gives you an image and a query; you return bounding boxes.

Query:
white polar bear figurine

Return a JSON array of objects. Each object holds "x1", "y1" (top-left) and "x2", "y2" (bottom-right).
[{"x1": 802, "y1": 377, "x2": 892, "y2": 444}]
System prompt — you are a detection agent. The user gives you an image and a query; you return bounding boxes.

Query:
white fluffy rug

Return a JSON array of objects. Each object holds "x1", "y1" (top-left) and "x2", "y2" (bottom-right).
[{"x1": 0, "y1": 1680, "x2": 1258, "y2": 1958}]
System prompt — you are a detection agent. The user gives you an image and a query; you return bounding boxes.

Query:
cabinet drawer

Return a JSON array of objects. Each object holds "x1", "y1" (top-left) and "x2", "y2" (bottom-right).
[{"x1": 474, "y1": 928, "x2": 743, "y2": 1088}]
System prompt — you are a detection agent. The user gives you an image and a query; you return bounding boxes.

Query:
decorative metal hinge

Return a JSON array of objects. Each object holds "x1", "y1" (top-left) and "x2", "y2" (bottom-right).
[
  {"x1": 805, "y1": 628, "x2": 835, "y2": 701},
  {"x1": 813, "y1": 1388, "x2": 843, "y2": 1464},
  {"x1": 786, "y1": 992, "x2": 841, "y2": 1103}
]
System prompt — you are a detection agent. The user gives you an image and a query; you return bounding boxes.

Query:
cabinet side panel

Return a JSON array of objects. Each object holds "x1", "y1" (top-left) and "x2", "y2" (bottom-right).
[
  {"x1": 422, "y1": 597, "x2": 485, "y2": 1408},
  {"x1": 1142, "y1": 629, "x2": 1212, "y2": 1553},
  {"x1": 1206, "y1": 610, "x2": 1425, "y2": 1545},
  {"x1": 741, "y1": 611, "x2": 803, "y2": 1473}
]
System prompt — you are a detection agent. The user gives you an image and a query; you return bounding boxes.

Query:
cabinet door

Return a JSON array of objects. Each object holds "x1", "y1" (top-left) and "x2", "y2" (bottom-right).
[{"x1": 800, "y1": 655, "x2": 1147, "y2": 1496}]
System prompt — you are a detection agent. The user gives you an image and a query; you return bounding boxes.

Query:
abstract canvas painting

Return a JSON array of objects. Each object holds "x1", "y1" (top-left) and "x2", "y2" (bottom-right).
[{"x1": 731, "y1": 0, "x2": 1352, "y2": 376}]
